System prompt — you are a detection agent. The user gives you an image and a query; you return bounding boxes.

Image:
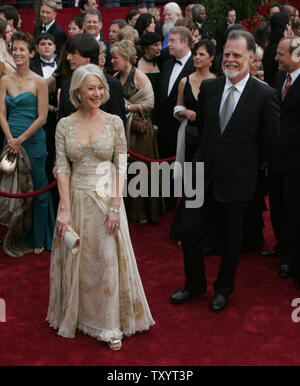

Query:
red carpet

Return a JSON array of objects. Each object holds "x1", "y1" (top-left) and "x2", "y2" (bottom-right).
[{"x1": 1, "y1": 203, "x2": 300, "y2": 366}]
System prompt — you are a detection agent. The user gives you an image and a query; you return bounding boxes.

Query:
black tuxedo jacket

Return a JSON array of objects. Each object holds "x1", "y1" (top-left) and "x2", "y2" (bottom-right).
[
  {"x1": 271, "y1": 71, "x2": 300, "y2": 173},
  {"x1": 58, "y1": 73, "x2": 126, "y2": 124},
  {"x1": 194, "y1": 75, "x2": 280, "y2": 202},
  {"x1": 215, "y1": 23, "x2": 229, "y2": 56},
  {"x1": 30, "y1": 55, "x2": 57, "y2": 77},
  {"x1": 33, "y1": 21, "x2": 67, "y2": 56},
  {"x1": 156, "y1": 55, "x2": 194, "y2": 153}
]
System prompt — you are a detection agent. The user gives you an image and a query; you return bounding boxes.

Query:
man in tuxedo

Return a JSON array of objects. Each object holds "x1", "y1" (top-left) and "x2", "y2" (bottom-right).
[
  {"x1": 192, "y1": 4, "x2": 210, "y2": 40},
  {"x1": 58, "y1": 33, "x2": 126, "y2": 124},
  {"x1": 170, "y1": 30, "x2": 280, "y2": 312},
  {"x1": 267, "y1": 37, "x2": 300, "y2": 283},
  {"x1": 82, "y1": 8, "x2": 112, "y2": 73},
  {"x1": 33, "y1": 0, "x2": 67, "y2": 56},
  {"x1": 30, "y1": 33, "x2": 57, "y2": 78},
  {"x1": 156, "y1": 26, "x2": 194, "y2": 159},
  {"x1": 30, "y1": 33, "x2": 59, "y2": 214},
  {"x1": 215, "y1": 8, "x2": 237, "y2": 56}
]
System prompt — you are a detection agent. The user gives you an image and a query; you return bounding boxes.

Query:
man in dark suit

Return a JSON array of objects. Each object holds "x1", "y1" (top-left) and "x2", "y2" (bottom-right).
[
  {"x1": 267, "y1": 37, "x2": 300, "y2": 283},
  {"x1": 192, "y1": 4, "x2": 210, "y2": 40},
  {"x1": 82, "y1": 8, "x2": 113, "y2": 74},
  {"x1": 156, "y1": 26, "x2": 194, "y2": 159},
  {"x1": 170, "y1": 30, "x2": 280, "y2": 311},
  {"x1": 33, "y1": 0, "x2": 67, "y2": 56},
  {"x1": 215, "y1": 8, "x2": 237, "y2": 56},
  {"x1": 58, "y1": 33, "x2": 126, "y2": 124}
]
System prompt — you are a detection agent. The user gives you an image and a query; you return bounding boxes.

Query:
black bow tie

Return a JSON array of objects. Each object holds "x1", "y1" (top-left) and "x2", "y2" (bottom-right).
[
  {"x1": 41, "y1": 25, "x2": 46, "y2": 32},
  {"x1": 41, "y1": 59, "x2": 56, "y2": 67},
  {"x1": 174, "y1": 59, "x2": 182, "y2": 66}
]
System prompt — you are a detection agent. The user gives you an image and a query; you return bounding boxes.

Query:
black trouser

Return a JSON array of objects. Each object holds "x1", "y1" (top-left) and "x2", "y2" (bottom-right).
[
  {"x1": 181, "y1": 190, "x2": 247, "y2": 296},
  {"x1": 268, "y1": 168, "x2": 300, "y2": 278}
]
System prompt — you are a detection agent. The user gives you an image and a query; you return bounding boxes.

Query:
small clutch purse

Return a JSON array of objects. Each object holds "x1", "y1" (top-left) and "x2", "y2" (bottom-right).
[
  {"x1": 64, "y1": 226, "x2": 80, "y2": 254},
  {"x1": 1, "y1": 153, "x2": 17, "y2": 174}
]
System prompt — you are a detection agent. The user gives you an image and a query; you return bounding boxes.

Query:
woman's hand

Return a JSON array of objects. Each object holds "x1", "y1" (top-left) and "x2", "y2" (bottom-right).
[
  {"x1": 183, "y1": 109, "x2": 196, "y2": 122},
  {"x1": 56, "y1": 208, "x2": 72, "y2": 239},
  {"x1": 7, "y1": 137, "x2": 22, "y2": 155},
  {"x1": 103, "y1": 211, "x2": 120, "y2": 236}
]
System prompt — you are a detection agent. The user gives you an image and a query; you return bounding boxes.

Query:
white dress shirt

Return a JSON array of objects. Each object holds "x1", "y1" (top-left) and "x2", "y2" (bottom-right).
[
  {"x1": 42, "y1": 19, "x2": 55, "y2": 32},
  {"x1": 219, "y1": 73, "x2": 250, "y2": 116},
  {"x1": 40, "y1": 57, "x2": 57, "y2": 79},
  {"x1": 167, "y1": 51, "x2": 191, "y2": 97}
]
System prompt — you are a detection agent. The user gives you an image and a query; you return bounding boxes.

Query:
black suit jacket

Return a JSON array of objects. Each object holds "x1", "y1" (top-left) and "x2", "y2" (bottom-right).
[
  {"x1": 156, "y1": 55, "x2": 194, "y2": 155},
  {"x1": 271, "y1": 71, "x2": 300, "y2": 173},
  {"x1": 58, "y1": 74, "x2": 126, "y2": 124},
  {"x1": 33, "y1": 21, "x2": 67, "y2": 56},
  {"x1": 194, "y1": 75, "x2": 280, "y2": 202},
  {"x1": 215, "y1": 23, "x2": 229, "y2": 56}
]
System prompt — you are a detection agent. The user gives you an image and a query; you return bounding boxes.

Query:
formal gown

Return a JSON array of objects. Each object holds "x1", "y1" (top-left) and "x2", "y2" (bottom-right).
[
  {"x1": 47, "y1": 114, "x2": 154, "y2": 342},
  {"x1": 118, "y1": 67, "x2": 165, "y2": 224},
  {"x1": 5, "y1": 91, "x2": 54, "y2": 250}
]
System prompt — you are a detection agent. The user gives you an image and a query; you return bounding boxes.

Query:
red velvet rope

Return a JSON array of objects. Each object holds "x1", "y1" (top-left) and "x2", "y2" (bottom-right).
[
  {"x1": 0, "y1": 151, "x2": 176, "y2": 198},
  {"x1": 127, "y1": 150, "x2": 176, "y2": 163},
  {"x1": 0, "y1": 181, "x2": 57, "y2": 199}
]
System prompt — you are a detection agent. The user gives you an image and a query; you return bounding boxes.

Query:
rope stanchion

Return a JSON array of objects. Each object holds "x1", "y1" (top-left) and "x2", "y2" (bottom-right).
[
  {"x1": 0, "y1": 150, "x2": 176, "y2": 198},
  {"x1": 0, "y1": 181, "x2": 57, "y2": 199},
  {"x1": 127, "y1": 149, "x2": 176, "y2": 163}
]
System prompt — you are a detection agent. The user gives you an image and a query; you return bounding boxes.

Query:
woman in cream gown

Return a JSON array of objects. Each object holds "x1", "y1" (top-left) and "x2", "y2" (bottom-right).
[{"x1": 46, "y1": 64, "x2": 154, "y2": 351}]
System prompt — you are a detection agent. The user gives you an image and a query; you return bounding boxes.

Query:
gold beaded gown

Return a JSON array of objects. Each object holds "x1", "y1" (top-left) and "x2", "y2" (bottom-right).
[{"x1": 46, "y1": 114, "x2": 155, "y2": 342}]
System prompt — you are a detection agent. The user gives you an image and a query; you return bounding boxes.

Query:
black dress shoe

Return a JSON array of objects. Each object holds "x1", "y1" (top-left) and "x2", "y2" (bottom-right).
[
  {"x1": 170, "y1": 289, "x2": 203, "y2": 304},
  {"x1": 278, "y1": 264, "x2": 291, "y2": 278},
  {"x1": 210, "y1": 294, "x2": 228, "y2": 313}
]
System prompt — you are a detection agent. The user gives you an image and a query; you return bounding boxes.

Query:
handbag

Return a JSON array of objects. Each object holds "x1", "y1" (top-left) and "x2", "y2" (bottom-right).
[
  {"x1": 130, "y1": 108, "x2": 148, "y2": 135},
  {"x1": 1, "y1": 153, "x2": 17, "y2": 174},
  {"x1": 64, "y1": 225, "x2": 80, "y2": 254}
]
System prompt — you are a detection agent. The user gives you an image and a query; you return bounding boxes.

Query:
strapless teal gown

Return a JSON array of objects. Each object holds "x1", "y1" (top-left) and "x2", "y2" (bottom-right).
[{"x1": 5, "y1": 92, "x2": 54, "y2": 250}]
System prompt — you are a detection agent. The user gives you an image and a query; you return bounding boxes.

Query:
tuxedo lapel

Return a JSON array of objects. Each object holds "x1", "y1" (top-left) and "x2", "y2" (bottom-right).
[{"x1": 168, "y1": 56, "x2": 194, "y2": 99}]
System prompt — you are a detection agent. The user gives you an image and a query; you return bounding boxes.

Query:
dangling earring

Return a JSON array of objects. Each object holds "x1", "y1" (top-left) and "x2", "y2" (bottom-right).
[{"x1": 77, "y1": 94, "x2": 82, "y2": 103}]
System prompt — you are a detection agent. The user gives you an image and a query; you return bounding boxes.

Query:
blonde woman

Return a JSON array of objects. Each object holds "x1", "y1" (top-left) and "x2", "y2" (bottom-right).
[
  {"x1": 47, "y1": 64, "x2": 154, "y2": 351},
  {"x1": 111, "y1": 40, "x2": 165, "y2": 224}
]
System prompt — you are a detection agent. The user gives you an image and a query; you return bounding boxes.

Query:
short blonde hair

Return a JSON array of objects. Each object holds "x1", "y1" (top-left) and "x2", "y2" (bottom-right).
[
  {"x1": 148, "y1": 7, "x2": 160, "y2": 18},
  {"x1": 69, "y1": 64, "x2": 110, "y2": 109},
  {"x1": 41, "y1": 0, "x2": 58, "y2": 12},
  {"x1": 110, "y1": 40, "x2": 137, "y2": 65},
  {"x1": 254, "y1": 44, "x2": 263, "y2": 61},
  {"x1": 118, "y1": 25, "x2": 139, "y2": 44}
]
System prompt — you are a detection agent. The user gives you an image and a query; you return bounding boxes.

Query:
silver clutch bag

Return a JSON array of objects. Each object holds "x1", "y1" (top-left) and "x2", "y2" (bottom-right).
[
  {"x1": 64, "y1": 226, "x2": 80, "y2": 254},
  {"x1": 1, "y1": 153, "x2": 17, "y2": 174}
]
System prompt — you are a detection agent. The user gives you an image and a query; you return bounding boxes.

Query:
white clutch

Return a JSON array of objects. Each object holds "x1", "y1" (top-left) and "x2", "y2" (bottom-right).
[
  {"x1": 64, "y1": 226, "x2": 80, "y2": 254},
  {"x1": 1, "y1": 153, "x2": 17, "y2": 174}
]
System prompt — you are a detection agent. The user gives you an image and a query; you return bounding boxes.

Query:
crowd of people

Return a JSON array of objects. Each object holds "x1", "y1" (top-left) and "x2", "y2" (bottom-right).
[{"x1": 0, "y1": 0, "x2": 300, "y2": 350}]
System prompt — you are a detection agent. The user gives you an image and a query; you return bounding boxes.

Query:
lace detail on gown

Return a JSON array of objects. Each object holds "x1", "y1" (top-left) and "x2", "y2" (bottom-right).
[{"x1": 47, "y1": 114, "x2": 155, "y2": 342}]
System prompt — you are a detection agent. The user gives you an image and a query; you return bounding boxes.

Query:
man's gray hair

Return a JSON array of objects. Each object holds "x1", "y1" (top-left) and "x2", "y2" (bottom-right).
[
  {"x1": 227, "y1": 30, "x2": 256, "y2": 54},
  {"x1": 82, "y1": 8, "x2": 102, "y2": 22},
  {"x1": 169, "y1": 26, "x2": 193, "y2": 48},
  {"x1": 192, "y1": 4, "x2": 206, "y2": 16}
]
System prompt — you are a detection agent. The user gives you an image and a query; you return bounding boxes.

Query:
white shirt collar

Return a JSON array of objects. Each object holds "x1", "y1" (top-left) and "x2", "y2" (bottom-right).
[
  {"x1": 225, "y1": 73, "x2": 250, "y2": 93},
  {"x1": 175, "y1": 51, "x2": 191, "y2": 67},
  {"x1": 44, "y1": 19, "x2": 55, "y2": 31},
  {"x1": 289, "y1": 68, "x2": 300, "y2": 84}
]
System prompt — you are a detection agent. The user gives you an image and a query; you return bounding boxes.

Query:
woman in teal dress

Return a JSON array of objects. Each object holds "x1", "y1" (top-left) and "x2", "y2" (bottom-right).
[{"x1": 0, "y1": 32, "x2": 54, "y2": 255}]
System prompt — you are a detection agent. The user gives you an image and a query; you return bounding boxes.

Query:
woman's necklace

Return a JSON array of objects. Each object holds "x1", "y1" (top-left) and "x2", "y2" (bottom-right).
[{"x1": 143, "y1": 55, "x2": 157, "y2": 66}]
